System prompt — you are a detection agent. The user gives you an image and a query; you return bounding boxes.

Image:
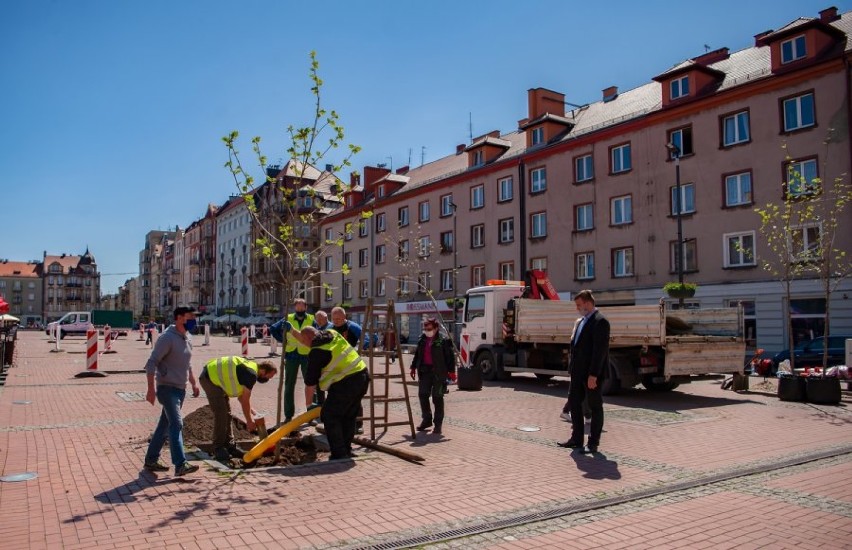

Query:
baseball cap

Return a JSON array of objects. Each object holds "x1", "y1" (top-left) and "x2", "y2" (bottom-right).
[{"x1": 173, "y1": 306, "x2": 197, "y2": 318}]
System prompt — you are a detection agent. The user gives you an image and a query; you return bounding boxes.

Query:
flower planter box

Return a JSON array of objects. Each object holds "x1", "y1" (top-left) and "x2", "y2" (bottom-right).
[
  {"x1": 456, "y1": 366, "x2": 482, "y2": 392},
  {"x1": 805, "y1": 377, "x2": 842, "y2": 405},
  {"x1": 666, "y1": 288, "x2": 696, "y2": 299},
  {"x1": 777, "y1": 376, "x2": 806, "y2": 402}
]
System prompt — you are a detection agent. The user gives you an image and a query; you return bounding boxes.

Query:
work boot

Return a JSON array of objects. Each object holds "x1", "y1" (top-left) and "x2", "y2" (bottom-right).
[
  {"x1": 213, "y1": 448, "x2": 231, "y2": 463},
  {"x1": 417, "y1": 420, "x2": 433, "y2": 431}
]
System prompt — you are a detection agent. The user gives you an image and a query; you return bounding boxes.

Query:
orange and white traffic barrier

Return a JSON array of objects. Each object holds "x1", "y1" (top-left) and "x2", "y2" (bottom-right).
[
  {"x1": 241, "y1": 327, "x2": 248, "y2": 357},
  {"x1": 102, "y1": 326, "x2": 116, "y2": 354},
  {"x1": 86, "y1": 329, "x2": 98, "y2": 371}
]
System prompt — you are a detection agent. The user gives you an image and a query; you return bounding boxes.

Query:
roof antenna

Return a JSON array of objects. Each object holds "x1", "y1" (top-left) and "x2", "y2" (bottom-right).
[
  {"x1": 704, "y1": 44, "x2": 711, "y2": 52},
  {"x1": 421, "y1": 146, "x2": 426, "y2": 167},
  {"x1": 469, "y1": 112, "x2": 473, "y2": 143}
]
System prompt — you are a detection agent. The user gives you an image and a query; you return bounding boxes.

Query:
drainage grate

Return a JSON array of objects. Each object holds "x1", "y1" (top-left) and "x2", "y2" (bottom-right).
[{"x1": 116, "y1": 391, "x2": 146, "y2": 402}]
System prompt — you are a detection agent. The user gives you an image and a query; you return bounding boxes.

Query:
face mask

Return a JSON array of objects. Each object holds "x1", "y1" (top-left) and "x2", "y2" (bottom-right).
[
  {"x1": 295, "y1": 311, "x2": 306, "y2": 320},
  {"x1": 184, "y1": 319, "x2": 197, "y2": 332},
  {"x1": 424, "y1": 329, "x2": 436, "y2": 338}
]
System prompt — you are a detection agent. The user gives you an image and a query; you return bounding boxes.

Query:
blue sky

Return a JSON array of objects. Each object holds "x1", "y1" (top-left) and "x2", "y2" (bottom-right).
[{"x1": 2, "y1": 0, "x2": 846, "y2": 294}]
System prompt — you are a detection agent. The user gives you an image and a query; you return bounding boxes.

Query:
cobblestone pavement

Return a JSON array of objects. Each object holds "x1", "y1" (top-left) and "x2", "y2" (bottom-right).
[{"x1": 1, "y1": 331, "x2": 850, "y2": 549}]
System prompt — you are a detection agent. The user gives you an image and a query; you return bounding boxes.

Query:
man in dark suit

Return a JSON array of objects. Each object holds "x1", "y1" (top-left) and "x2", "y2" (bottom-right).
[{"x1": 558, "y1": 289, "x2": 610, "y2": 453}]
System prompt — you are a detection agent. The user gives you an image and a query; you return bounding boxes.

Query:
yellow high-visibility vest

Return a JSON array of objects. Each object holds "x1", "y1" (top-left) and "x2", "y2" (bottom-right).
[
  {"x1": 317, "y1": 331, "x2": 367, "y2": 391},
  {"x1": 285, "y1": 313, "x2": 315, "y2": 355},
  {"x1": 205, "y1": 356, "x2": 258, "y2": 397}
]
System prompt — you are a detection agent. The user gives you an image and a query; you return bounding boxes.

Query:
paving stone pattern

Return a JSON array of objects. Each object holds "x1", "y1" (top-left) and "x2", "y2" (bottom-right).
[{"x1": 0, "y1": 331, "x2": 850, "y2": 549}]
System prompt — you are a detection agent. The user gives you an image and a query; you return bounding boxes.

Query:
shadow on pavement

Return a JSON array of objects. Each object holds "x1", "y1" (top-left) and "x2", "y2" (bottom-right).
[{"x1": 569, "y1": 450, "x2": 622, "y2": 480}]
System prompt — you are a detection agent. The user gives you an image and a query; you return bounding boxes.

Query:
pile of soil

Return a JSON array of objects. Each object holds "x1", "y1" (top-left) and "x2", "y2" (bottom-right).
[{"x1": 183, "y1": 405, "x2": 326, "y2": 468}]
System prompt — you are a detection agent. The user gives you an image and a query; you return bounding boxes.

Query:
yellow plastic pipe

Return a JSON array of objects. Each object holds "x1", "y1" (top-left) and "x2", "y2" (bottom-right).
[{"x1": 242, "y1": 407, "x2": 322, "y2": 464}]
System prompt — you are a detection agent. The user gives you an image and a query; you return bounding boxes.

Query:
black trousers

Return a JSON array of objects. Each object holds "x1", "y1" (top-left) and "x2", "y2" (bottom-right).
[
  {"x1": 417, "y1": 368, "x2": 445, "y2": 427},
  {"x1": 569, "y1": 373, "x2": 604, "y2": 446},
  {"x1": 321, "y1": 370, "x2": 369, "y2": 459}
]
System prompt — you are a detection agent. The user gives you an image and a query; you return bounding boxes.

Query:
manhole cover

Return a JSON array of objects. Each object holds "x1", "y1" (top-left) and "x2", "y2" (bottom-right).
[
  {"x1": 516, "y1": 425, "x2": 541, "y2": 432},
  {"x1": 0, "y1": 472, "x2": 38, "y2": 482},
  {"x1": 12, "y1": 401, "x2": 32, "y2": 405},
  {"x1": 116, "y1": 392, "x2": 146, "y2": 402}
]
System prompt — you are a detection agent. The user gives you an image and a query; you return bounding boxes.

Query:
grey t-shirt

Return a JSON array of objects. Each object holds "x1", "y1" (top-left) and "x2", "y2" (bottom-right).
[{"x1": 144, "y1": 325, "x2": 193, "y2": 389}]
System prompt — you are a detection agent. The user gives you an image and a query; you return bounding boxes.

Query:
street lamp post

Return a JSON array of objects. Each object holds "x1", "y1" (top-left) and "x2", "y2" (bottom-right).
[
  {"x1": 666, "y1": 142, "x2": 685, "y2": 307},
  {"x1": 338, "y1": 229, "x2": 347, "y2": 305},
  {"x1": 449, "y1": 201, "x2": 459, "y2": 340}
]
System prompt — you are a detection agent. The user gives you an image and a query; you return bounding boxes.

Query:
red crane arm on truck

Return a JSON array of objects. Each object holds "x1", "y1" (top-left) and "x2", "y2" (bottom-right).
[{"x1": 524, "y1": 270, "x2": 560, "y2": 300}]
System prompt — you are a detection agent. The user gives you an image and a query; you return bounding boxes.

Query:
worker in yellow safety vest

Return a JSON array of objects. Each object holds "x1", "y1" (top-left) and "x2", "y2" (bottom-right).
[
  {"x1": 198, "y1": 356, "x2": 277, "y2": 462},
  {"x1": 289, "y1": 325, "x2": 370, "y2": 460},
  {"x1": 269, "y1": 298, "x2": 315, "y2": 423}
]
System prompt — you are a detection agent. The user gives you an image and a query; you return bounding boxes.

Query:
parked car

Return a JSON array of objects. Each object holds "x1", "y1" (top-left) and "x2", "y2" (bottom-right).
[{"x1": 772, "y1": 335, "x2": 851, "y2": 372}]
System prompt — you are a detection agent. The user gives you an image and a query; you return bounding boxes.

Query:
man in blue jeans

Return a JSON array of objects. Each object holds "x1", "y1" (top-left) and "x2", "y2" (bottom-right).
[{"x1": 143, "y1": 306, "x2": 201, "y2": 476}]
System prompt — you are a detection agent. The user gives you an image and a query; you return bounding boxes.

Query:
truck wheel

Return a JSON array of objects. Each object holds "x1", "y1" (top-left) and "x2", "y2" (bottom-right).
[
  {"x1": 641, "y1": 375, "x2": 679, "y2": 392},
  {"x1": 535, "y1": 374, "x2": 554, "y2": 381},
  {"x1": 601, "y1": 360, "x2": 621, "y2": 396},
  {"x1": 476, "y1": 351, "x2": 498, "y2": 381}
]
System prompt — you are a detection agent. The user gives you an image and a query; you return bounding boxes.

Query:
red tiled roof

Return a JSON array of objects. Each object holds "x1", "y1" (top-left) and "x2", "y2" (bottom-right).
[{"x1": 0, "y1": 261, "x2": 39, "y2": 278}]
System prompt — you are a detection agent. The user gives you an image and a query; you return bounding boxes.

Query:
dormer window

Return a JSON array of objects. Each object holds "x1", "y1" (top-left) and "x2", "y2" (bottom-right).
[
  {"x1": 781, "y1": 35, "x2": 806, "y2": 64},
  {"x1": 670, "y1": 76, "x2": 690, "y2": 100},
  {"x1": 473, "y1": 150, "x2": 484, "y2": 166},
  {"x1": 345, "y1": 196, "x2": 353, "y2": 208},
  {"x1": 377, "y1": 185, "x2": 385, "y2": 198},
  {"x1": 531, "y1": 127, "x2": 544, "y2": 146}
]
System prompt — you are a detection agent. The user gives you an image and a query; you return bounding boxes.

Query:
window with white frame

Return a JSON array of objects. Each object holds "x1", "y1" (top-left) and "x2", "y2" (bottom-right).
[
  {"x1": 471, "y1": 224, "x2": 484, "y2": 248},
  {"x1": 576, "y1": 252, "x2": 595, "y2": 280},
  {"x1": 324, "y1": 256, "x2": 333, "y2": 272},
  {"x1": 786, "y1": 158, "x2": 818, "y2": 197},
  {"x1": 783, "y1": 92, "x2": 815, "y2": 132},
  {"x1": 376, "y1": 212, "x2": 386, "y2": 232},
  {"x1": 530, "y1": 167, "x2": 547, "y2": 193},
  {"x1": 293, "y1": 281, "x2": 308, "y2": 300},
  {"x1": 668, "y1": 126, "x2": 693, "y2": 156},
  {"x1": 375, "y1": 244, "x2": 386, "y2": 264},
  {"x1": 530, "y1": 212, "x2": 547, "y2": 238},
  {"x1": 531, "y1": 126, "x2": 544, "y2": 145},
  {"x1": 498, "y1": 176, "x2": 513, "y2": 202},
  {"x1": 530, "y1": 257, "x2": 547, "y2": 271},
  {"x1": 473, "y1": 150, "x2": 484, "y2": 166},
  {"x1": 419, "y1": 200, "x2": 430, "y2": 222},
  {"x1": 498, "y1": 218, "x2": 514, "y2": 243},
  {"x1": 611, "y1": 195, "x2": 632, "y2": 225},
  {"x1": 377, "y1": 185, "x2": 385, "y2": 198},
  {"x1": 671, "y1": 183, "x2": 696, "y2": 215},
  {"x1": 471, "y1": 185, "x2": 484, "y2": 209},
  {"x1": 359, "y1": 280, "x2": 369, "y2": 298},
  {"x1": 575, "y1": 203, "x2": 594, "y2": 231},
  {"x1": 611, "y1": 143, "x2": 631, "y2": 173},
  {"x1": 398, "y1": 240, "x2": 409, "y2": 260},
  {"x1": 724, "y1": 231, "x2": 756, "y2": 267},
  {"x1": 441, "y1": 194, "x2": 454, "y2": 217},
  {"x1": 358, "y1": 220, "x2": 368, "y2": 237},
  {"x1": 343, "y1": 251, "x2": 352, "y2": 269},
  {"x1": 575, "y1": 154, "x2": 594, "y2": 183},
  {"x1": 499, "y1": 261, "x2": 515, "y2": 280},
  {"x1": 789, "y1": 223, "x2": 821, "y2": 262},
  {"x1": 358, "y1": 248, "x2": 368, "y2": 267},
  {"x1": 440, "y1": 269, "x2": 453, "y2": 291},
  {"x1": 725, "y1": 172, "x2": 752, "y2": 206},
  {"x1": 722, "y1": 110, "x2": 750, "y2": 146},
  {"x1": 670, "y1": 75, "x2": 689, "y2": 99},
  {"x1": 398, "y1": 278, "x2": 410, "y2": 295},
  {"x1": 376, "y1": 277, "x2": 386, "y2": 297},
  {"x1": 399, "y1": 206, "x2": 409, "y2": 227},
  {"x1": 440, "y1": 231, "x2": 454, "y2": 253},
  {"x1": 670, "y1": 238, "x2": 698, "y2": 272},
  {"x1": 471, "y1": 265, "x2": 485, "y2": 287},
  {"x1": 418, "y1": 236, "x2": 431, "y2": 257},
  {"x1": 781, "y1": 35, "x2": 806, "y2": 64},
  {"x1": 324, "y1": 228, "x2": 334, "y2": 243},
  {"x1": 612, "y1": 247, "x2": 634, "y2": 277},
  {"x1": 418, "y1": 271, "x2": 431, "y2": 291}
]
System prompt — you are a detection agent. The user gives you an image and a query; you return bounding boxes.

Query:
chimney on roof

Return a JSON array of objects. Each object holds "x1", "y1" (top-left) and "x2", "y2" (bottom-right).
[
  {"x1": 349, "y1": 172, "x2": 361, "y2": 188},
  {"x1": 693, "y1": 47, "x2": 729, "y2": 65},
  {"x1": 820, "y1": 6, "x2": 839, "y2": 22},
  {"x1": 456, "y1": 144, "x2": 466, "y2": 155},
  {"x1": 754, "y1": 29, "x2": 773, "y2": 46},
  {"x1": 528, "y1": 88, "x2": 565, "y2": 119},
  {"x1": 602, "y1": 86, "x2": 618, "y2": 102},
  {"x1": 325, "y1": 163, "x2": 333, "y2": 172}
]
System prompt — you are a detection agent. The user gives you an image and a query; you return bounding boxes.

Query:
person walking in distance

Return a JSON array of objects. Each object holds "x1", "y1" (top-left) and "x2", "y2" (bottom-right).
[
  {"x1": 409, "y1": 318, "x2": 456, "y2": 435},
  {"x1": 198, "y1": 356, "x2": 278, "y2": 462},
  {"x1": 558, "y1": 290, "x2": 610, "y2": 453},
  {"x1": 269, "y1": 298, "x2": 314, "y2": 423},
  {"x1": 143, "y1": 306, "x2": 201, "y2": 476}
]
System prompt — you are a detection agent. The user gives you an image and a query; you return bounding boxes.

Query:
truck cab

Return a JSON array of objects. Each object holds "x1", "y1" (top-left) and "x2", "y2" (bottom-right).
[
  {"x1": 460, "y1": 281, "x2": 525, "y2": 376},
  {"x1": 46, "y1": 311, "x2": 94, "y2": 338}
]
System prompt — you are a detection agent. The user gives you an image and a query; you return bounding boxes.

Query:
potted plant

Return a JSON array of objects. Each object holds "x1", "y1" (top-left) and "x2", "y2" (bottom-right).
[{"x1": 663, "y1": 282, "x2": 697, "y2": 299}]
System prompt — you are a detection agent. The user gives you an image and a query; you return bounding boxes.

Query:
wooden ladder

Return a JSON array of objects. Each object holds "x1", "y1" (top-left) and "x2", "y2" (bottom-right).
[{"x1": 360, "y1": 299, "x2": 416, "y2": 441}]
